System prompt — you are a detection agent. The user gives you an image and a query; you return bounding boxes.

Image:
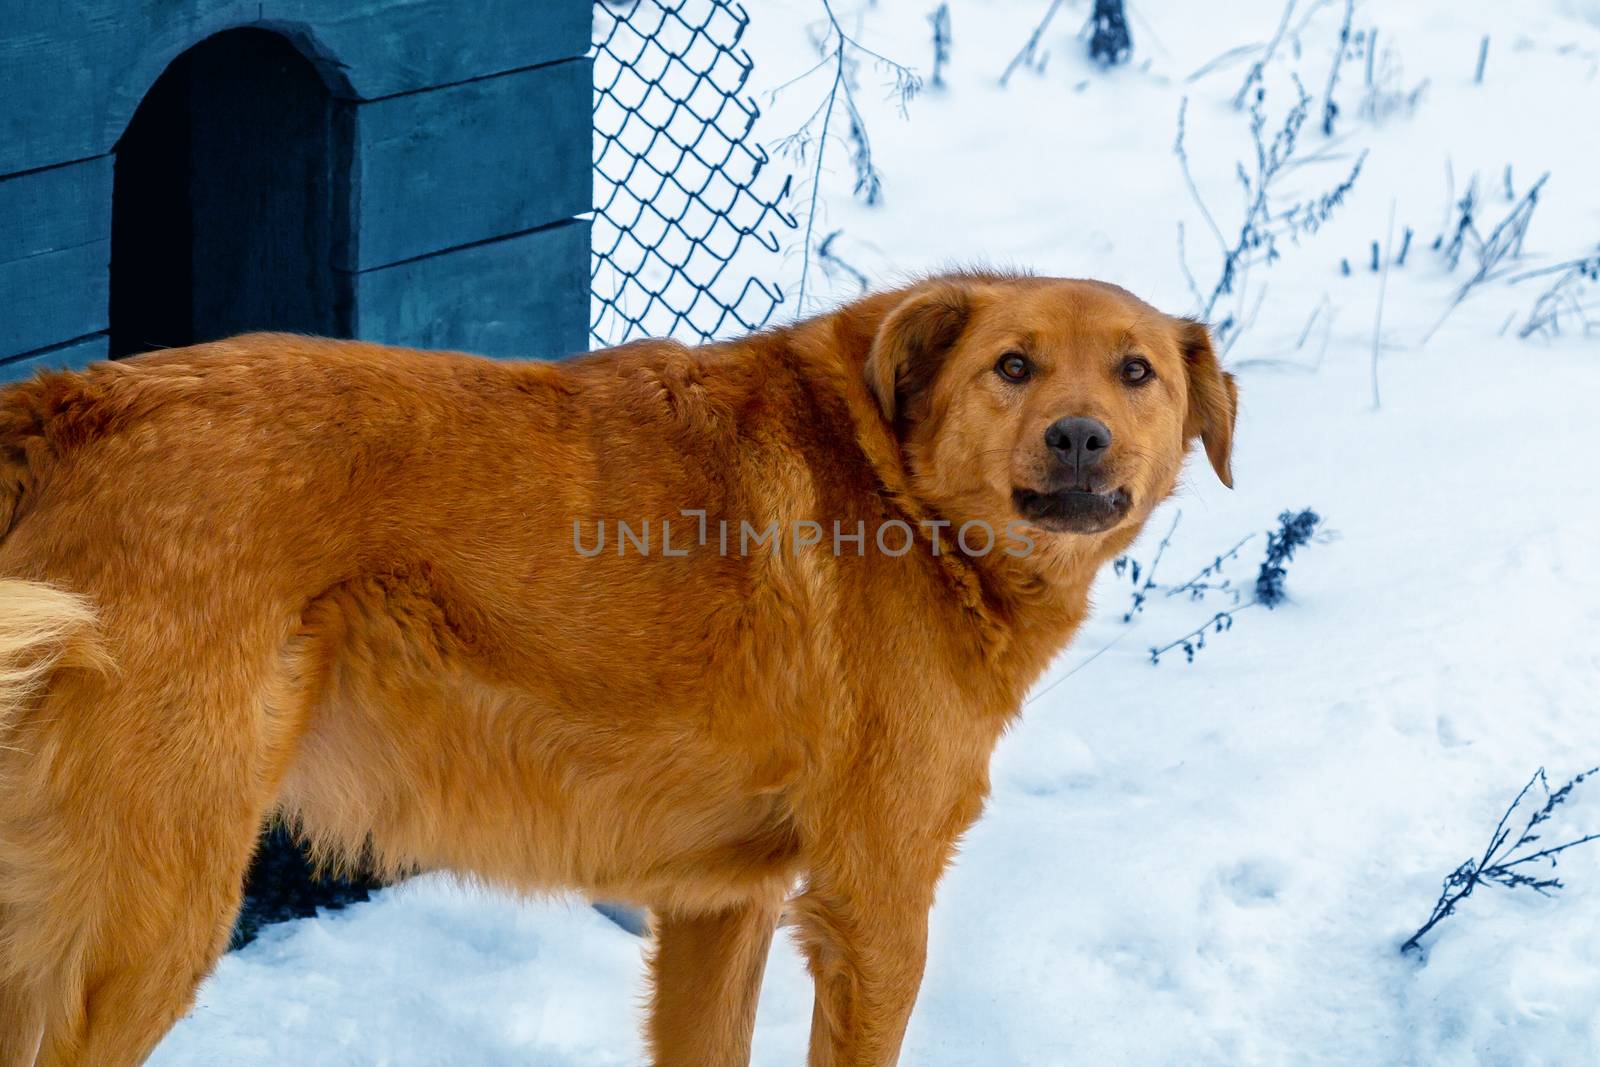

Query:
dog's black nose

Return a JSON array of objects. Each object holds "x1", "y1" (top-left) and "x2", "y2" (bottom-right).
[{"x1": 1044, "y1": 416, "x2": 1112, "y2": 471}]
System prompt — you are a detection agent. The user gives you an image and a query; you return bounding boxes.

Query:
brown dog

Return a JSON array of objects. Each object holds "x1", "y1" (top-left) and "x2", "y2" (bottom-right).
[{"x1": 0, "y1": 272, "x2": 1234, "y2": 1066}]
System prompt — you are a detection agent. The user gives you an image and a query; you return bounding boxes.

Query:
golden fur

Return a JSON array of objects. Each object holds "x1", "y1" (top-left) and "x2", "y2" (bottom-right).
[{"x1": 0, "y1": 272, "x2": 1235, "y2": 1066}]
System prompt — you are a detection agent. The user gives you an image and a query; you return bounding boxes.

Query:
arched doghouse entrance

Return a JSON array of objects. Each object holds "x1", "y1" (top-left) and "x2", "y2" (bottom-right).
[{"x1": 110, "y1": 28, "x2": 348, "y2": 358}]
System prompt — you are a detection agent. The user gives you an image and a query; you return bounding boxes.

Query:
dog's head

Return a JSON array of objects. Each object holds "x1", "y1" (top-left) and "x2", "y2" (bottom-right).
[{"x1": 865, "y1": 275, "x2": 1235, "y2": 549}]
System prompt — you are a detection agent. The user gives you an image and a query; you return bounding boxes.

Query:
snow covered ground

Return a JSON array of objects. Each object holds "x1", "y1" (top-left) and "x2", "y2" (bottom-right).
[{"x1": 154, "y1": 1, "x2": 1600, "y2": 1063}]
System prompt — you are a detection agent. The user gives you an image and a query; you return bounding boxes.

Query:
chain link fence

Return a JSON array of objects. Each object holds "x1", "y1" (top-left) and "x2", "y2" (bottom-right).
[{"x1": 592, "y1": 0, "x2": 797, "y2": 346}]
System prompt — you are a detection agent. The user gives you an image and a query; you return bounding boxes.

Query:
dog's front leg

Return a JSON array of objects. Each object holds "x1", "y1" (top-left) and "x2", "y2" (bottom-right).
[
  {"x1": 792, "y1": 849, "x2": 940, "y2": 1067},
  {"x1": 646, "y1": 897, "x2": 783, "y2": 1067}
]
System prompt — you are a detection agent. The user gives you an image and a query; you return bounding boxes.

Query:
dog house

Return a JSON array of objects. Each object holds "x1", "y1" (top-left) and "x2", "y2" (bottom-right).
[{"x1": 0, "y1": 0, "x2": 592, "y2": 382}]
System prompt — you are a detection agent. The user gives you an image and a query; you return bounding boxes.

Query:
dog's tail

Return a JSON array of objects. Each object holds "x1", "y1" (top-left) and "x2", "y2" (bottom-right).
[
  {"x1": 0, "y1": 375, "x2": 115, "y2": 732},
  {"x1": 0, "y1": 580, "x2": 107, "y2": 734}
]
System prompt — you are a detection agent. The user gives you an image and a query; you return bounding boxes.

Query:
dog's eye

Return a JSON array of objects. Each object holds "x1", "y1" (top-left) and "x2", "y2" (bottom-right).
[
  {"x1": 995, "y1": 353, "x2": 1032, "y2": 383},
  {"x1": 1120, "y1": 357, "x2": 1154, "y2": 385}
]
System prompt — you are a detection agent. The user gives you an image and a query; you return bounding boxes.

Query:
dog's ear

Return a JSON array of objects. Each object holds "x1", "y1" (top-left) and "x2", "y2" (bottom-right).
[
  {"x1": 1176, "y1": 318, "x2": 1237, "y2": 488},
  {"x1": 865, "y1": 283, "x2": 973, "y2": 429}
]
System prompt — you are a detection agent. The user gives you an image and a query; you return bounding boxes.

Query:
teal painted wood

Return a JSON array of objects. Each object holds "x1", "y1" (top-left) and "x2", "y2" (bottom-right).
[
  {"x1": 344, "y1": 57, "x2": 593, "y2": 271},
  {"x1": 0, "y1": 0, "x2": 589, "y2": 176},
  {"x1": 350, "y1": 220, "x2": 590, "y2": 360},
  {"x1": 0, "y1": 157, "x2": 113, "y2": 265},
  {"x1": 0, "y1": 334, "x2": 110, "y2": 383},
  {"x1": 0, "y1": 157, "x2": 113, "y2": 361},
  {"x1": 0, "y1": 242, "x2": 110, "y2": 361}
]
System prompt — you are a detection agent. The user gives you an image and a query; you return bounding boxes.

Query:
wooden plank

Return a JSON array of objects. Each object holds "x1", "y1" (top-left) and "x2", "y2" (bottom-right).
[
  {"x1": 0, "y1": 334, "x2": 110, "y2": 385},
  {"x1": 350, "y1": 219, "x2": 589, "y2": 360},
  {"x1": 0, "y1": 0, "x2": 590, "y2": 175},
  {"x1": 0, "y1": 242, "x2": 110, "y2": 361},
  {"x1": 297, "y1": 0, "x2": 589, "y2": 99},
  {"x1": 0, "y1": 157, "x2": 113, "y2": 265},
  {"x1": 344, "y1": 58, "x2": 592, "y2": 270}
]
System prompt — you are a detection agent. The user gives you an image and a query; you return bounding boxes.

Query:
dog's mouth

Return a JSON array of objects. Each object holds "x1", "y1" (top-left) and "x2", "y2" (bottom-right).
[{"x1": 1012, "y1": 486, "x2": 1132, "y2": 534}]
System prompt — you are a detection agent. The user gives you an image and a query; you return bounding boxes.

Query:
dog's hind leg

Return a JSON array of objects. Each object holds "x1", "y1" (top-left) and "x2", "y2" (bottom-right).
[
  {"x1": 21, "y1": 742, "x2": 292, "y2": 1066},
  {"x1": 0, "y1": 957, "x2": 45, "y2": 1067},
  {"x1": 30, "y1": 812, "x2": 263, "y2": 1067},
  {"x1": 645, "y1": 896, "x2": 783, "y2": 1067},
  {"x1": 9, "y1": 636, "x2": 316, "y2": 1066}
]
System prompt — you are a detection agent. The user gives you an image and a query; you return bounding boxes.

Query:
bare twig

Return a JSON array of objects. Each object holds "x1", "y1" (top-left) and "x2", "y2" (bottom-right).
[
  {"x1": 1025, "y1": 624, "x2": 1141, "y2": 704},
  {"x1": 1001, "y1": 0, "x2": 1069, "y2": 86},
  {"x1": 1319, "y1": 0, "x2": 1355, "y2": 135},
  {"x1": 1402, "y1": 767, "x2": 1600, "y2": 954},
  {"x1": 1514, "y1": 254, "x2": 1600, "y2": 340},
  {"x1": 1174, "y1": 100, "x2": 1229, "y2": 257},
  {"x1": 1371, "y1": 199, "x2": 1395, "y2": 409},
  {"x1": 1424, "y1": 171, "x2": 1550, "y2": 344},
  {"x1": 1297, "y1": 293, "x2": 1331, "y2": 348},
  {"x1": 928, "y1": 3, "x2": 952, "y2": 89},
  {"x1": 772, "y1": 0, "x2": 921, "y2": 313},
  {"x1": 816, "y1": 229, "x2": 870, "y2": 294},
  {"x1": 1233, "y1": 0, "x2": 1297, "y2": 108},
  {"x1": 1115, "y1": 510, "x2": 1183, "y2": 622},
  {"x1": 1165, "y1": 534, "x2": 1256, "y2": 602},
  {"x1": 1145, "y1": 509, "x2": 1326, "y2": 665},
  {"x1": 1173, "y1": 81, "x2": 1365, "y2": 346},
  {"x1": 1149, "y1": 605, "x2": 1252, "y2": 664},
  {"x1": 1188, "y1": 43, "x2": 1262, "y2": 85},
  {"x1": 1176, "y1": 221, "x2": 1208, "y2": 312}
]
